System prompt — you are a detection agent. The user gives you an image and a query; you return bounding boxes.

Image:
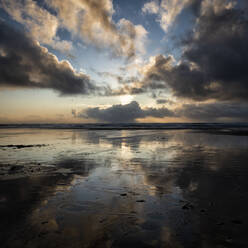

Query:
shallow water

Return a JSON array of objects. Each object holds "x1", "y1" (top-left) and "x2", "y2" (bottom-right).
[{"x1": 0, "y1": 128, "x2": 248, "y2": 247}]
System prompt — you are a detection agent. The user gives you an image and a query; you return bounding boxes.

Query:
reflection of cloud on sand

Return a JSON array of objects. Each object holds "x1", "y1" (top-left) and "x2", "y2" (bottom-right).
[{"x1": 1, "y1": 129, "x2": 248, "y2": 247}]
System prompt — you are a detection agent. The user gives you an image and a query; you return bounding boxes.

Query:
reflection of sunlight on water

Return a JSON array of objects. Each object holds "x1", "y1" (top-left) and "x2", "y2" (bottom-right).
[
  {"x1": 98, "y1": 140, "x2": 112, "y2": 149},
  {"x1": 2, "y1": 128, "x2": 248, "y2": 247},
  {"x1": 120, "y1": 142, "x2": 133, "y2": 159}
]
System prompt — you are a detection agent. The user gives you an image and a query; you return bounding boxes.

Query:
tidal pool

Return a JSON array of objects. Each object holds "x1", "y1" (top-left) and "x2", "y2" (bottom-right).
[{"x1": 0, "y1": 128, "x2": 248, "y2": 247}]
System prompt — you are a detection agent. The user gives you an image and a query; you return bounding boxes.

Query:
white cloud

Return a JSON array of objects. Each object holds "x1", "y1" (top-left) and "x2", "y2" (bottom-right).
[
  {"x1": 142, "y1": 1, "x2": 159, "y2": 14},
  {"x1": 1, "y1": 0, "x2": 72, "y2": 52},
  {"x1": 142, "y1": 0, "x2": 192, "y2": 32},
  {"x1": 2, "y1": 0, "x2": 148, "y2": 59}
]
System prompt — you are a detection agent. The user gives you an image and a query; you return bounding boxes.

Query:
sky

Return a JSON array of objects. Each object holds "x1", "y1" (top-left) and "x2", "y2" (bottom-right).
[{"x1": 0, "y1": 0, "x2": 248, "y2": 123}]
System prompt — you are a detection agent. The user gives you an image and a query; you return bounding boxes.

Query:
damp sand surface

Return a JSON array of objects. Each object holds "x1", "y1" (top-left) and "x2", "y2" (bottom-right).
[{"x1": 1, "y1": 128, "x2": 248, "y2": 247}]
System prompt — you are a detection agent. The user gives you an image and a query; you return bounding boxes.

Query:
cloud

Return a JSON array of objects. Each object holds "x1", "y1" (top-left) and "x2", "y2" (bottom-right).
[
  {"x1": 74, "y1": 98, "x2": 248, "y2": 122},
  {"x1": 47, "y1": 0, "x2": 147, "y2": 59},
  {"x1": 0, "y1": 21, "x2": 102, "y2": 95},
  {"x1": 76, "y1": 101, "x2": 175, "y2": 123},
  {"x1": 77, "y1": 99, "x2": 248, "y2": 123},
  {"x1": 142, "y1": 1, "x2": 159, "y2": 14},
  {"x1": 156, "y1": 99, "x2": 170, "y2": 104},
  {"x1": 177, "y1": 102, "x2": 248, "y2": 122},
  {"x1": 118, "y1": 18, "x2": 148, "y2": 56},
  {"x1": 142, "y1": 0, "x2": 193, "y2": 32},
  {"x1": 1, "y1": 0, "x2": 72, "y2": 52},
  {"x1": 200, "y1": 0, "x2": 237, "y2": 15},
  {"x1": 2, "y1": 0, "x2": 147, "y2": 59},
  {"x1": 124, "y1": 0, "x2": 248, "y2": 102},
  {"x1": 96, "y1": 70, "x2": 139, "y2": 85}
]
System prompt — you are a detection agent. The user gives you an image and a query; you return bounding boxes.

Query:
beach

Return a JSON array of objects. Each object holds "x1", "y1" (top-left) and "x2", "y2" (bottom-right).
[{"x1": 0, "y1": 127, "x2": 248, "y2": 247}]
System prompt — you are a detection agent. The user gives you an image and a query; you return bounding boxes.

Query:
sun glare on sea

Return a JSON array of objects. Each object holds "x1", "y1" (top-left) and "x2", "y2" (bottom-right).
[{"x1": 120, "y1": 95, "x2": 133, "y2": 105}]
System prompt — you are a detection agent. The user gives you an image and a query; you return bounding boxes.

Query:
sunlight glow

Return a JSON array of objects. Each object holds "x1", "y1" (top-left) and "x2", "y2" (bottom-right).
[{"x1": 120, "y1": 95, "x2": 133, "y2": 105}]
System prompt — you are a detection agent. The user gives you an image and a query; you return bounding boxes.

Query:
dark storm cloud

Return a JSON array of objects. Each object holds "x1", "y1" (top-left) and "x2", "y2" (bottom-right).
[
  {"x1": 76, "y1": 100, "x2": 248, "y2": 122},
  {"x1": 76, "y1": 101, "x2": 175, "y2": 123},
  {"x1": 177, "y1": 102, "x2": 248, "y2": 122},
  {"x1": 122, "y1": 1, "x2": 248, "y2": 102},
  {"x1": 0, "y1": 21, "x2": 102, "y2": 95}
]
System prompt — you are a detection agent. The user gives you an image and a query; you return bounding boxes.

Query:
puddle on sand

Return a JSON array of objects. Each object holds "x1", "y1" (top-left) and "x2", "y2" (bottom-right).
[{"x1": 1, "y1": 128, "x2": 248, "y2": 247}]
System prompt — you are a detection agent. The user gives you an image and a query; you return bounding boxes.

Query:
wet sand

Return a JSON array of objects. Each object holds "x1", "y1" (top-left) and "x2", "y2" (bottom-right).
[{"x1": 0, "y1": 128, "x2": 248, "y2": 247}]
